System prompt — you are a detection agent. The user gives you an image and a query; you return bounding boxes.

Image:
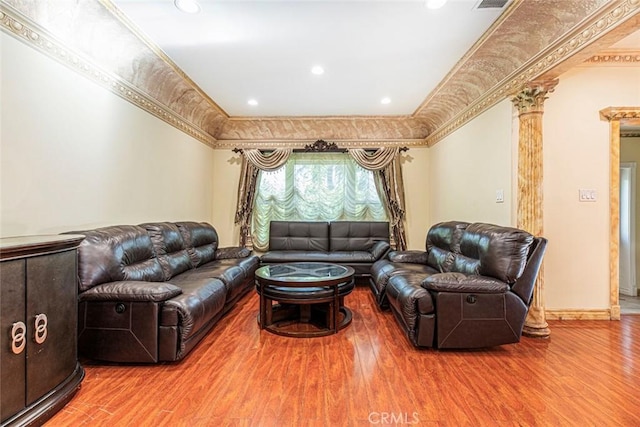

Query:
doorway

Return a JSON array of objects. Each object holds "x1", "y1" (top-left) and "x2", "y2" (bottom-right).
[{"x1": 619, "y1": 162, "x2": 639, "y2": 314}]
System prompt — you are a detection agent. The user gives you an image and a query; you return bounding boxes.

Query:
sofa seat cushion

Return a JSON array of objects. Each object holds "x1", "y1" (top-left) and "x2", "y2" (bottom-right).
[
  {"x1": 261, "y1": 250, "x2": 333, "y2": 263},
  {"x1": 160, "y1": 276, "x2": 227, "y2": 341},
  {"x1": 386, "y1": 275, "x2": 435, "y2": 337},
  {"x1": 370, "y1": 260, "x2": 438, "y2": 300},
  {"x1": 176, "y1": 261, "x2": 248, "y2": 301},
  {"x1": 215, "y1": 255, "x2": 260, "y2": 279}
]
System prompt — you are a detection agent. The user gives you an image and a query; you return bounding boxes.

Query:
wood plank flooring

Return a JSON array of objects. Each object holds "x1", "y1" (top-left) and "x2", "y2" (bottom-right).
[{"x1": 48, "y1": 285, "x2": 640, "y2": 426}]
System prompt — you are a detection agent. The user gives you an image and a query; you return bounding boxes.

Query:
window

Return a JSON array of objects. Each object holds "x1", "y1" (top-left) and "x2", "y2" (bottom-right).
[{"x1": 251, "y1": 152, "x2": 388, "y2": 249}]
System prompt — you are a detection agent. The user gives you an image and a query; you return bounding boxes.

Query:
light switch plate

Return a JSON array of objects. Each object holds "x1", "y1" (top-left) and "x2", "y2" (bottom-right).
[
  {"x1": 496, "y1": 189, "x2": 504, "y2": 203},
  {"x1": 579, "y1": 189, "x2": 597, "y2": 202}
]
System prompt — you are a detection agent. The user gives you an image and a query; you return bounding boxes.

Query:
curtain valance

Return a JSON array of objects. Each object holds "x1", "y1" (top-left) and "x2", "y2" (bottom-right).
[
  {"x1": 243, "y1": 148, "x2": 292, "y2": 171},
  {"x1": 348, "y1": 147, "x2": 399, "y2": 171}
]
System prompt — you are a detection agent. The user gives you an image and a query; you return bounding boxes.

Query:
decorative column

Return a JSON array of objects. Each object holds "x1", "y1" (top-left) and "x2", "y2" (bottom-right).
[{"x1": 511, "y1": 79, "x2": 558, "y2": 338}]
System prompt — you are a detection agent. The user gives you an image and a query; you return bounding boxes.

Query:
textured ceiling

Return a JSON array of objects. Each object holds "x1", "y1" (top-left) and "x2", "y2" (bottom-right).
[{"x1": 1, "y1": 0, "x2": 639, "y2": 147}]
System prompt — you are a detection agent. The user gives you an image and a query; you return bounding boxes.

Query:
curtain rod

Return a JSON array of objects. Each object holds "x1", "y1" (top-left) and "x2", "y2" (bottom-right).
[{"x1": 232, "y1": 139, "x2": 409, "y2": 154}]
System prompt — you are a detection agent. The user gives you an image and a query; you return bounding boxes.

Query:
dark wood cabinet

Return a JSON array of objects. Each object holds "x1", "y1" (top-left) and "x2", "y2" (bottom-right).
[{"x1": 1, "y1": 235, "x2": 84, "y2": 426}]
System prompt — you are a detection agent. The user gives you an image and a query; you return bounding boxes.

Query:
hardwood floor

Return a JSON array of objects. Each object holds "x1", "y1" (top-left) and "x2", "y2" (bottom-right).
[{"x1": 48, "y1": 286, "x2": 640, "y2": 426}]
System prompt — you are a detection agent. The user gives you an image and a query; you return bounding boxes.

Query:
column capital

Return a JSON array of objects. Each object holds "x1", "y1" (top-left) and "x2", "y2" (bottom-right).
[{"x1": 512, "y1": 79, "x2": 559, "y2": 115}]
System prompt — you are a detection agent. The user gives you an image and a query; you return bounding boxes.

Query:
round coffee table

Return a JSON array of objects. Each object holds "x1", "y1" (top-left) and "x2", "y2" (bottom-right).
[{"x1": 255, "y1": 262, "x2": 355, "y2": 337}]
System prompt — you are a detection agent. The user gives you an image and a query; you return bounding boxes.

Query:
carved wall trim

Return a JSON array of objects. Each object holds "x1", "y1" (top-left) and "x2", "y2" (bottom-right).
[
  {"x1": 600, "y1": 107, "x2": 640, "y2": 121},
  {"x1": 425, "y1": 0, "x2": 640, "y2": 147},
  {"x1": 585, "y1": 49, "x2": 640, "y2": 65},
  {"x1": 0, "y1": 1, "x2": 220, "y2": 147},
  {"x1": 214, "y1": 139, "x2": 424, "y2": 151}
]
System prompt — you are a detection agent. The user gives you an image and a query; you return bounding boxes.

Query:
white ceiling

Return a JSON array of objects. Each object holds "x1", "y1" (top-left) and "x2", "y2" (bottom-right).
[{"x1": 112, "y1": 0, "x2": 507, "y2": 117}]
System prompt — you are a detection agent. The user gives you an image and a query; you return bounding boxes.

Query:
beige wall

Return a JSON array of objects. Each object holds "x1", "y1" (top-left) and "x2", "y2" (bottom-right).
[
  {"x1": 543, "y1": 65, "x2": 640, "y2": 310},
  {"x1": 210, "y1": 147, "x2": 431, "y2": 249},
  {"x1": 1, "y1": 33, "x2": 216, "y2": 237},
  {"x1": 619, "y1": 136, "x2": 640, "y2": 293},
  {"x1": 428, "y1": 99, "x2": 514, "y2": 227}
]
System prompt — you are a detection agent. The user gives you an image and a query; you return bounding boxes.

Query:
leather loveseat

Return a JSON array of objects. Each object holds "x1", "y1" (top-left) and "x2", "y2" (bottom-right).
[
  {"x1": 260, "y1": 221, "x2": 391, "y2": 279},
  {"x1": 369, "y1": 221, "x2": 547, "y2": 349},
  {"x1": 68, "y1": 221, "x2": 259, "y2": 363}
]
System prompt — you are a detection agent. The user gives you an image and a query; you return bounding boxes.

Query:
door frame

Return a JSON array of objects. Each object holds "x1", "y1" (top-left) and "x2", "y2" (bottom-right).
[{"x1": 600, "y1": 107, "x2": 640, "y2": 320}]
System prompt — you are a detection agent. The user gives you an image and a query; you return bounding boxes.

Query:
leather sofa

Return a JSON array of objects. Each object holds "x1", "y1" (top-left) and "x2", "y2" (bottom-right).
[
  {"x1": 260, "y1": 221, "x2": 391, "y2": 278},
  {"x1": 68, "y1": 221, "x2": 260, "y2": 363},
  {"x1": 369, "y1": 221, "x2": 547, "y2": 349}
]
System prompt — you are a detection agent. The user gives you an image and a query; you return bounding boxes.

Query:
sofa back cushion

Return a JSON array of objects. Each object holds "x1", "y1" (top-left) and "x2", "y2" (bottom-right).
[
  {"x1": 141, "y1": 222, "x2": 194, "y2": 280},
  {"x1": 176, "y1": 222, "x2": 219, "y2": 267},
  {"x1": 453, "y1": 223, "x2": 534, "y2": 284},
  {"x1": 329, "y1": 221, "x2": 389, "y2": 251},
  {"x1": 74, "y1": 225, "x2": 165, "y2": 292},
  {"x1": 269, "y1": 221, "x2": 329, "y2": 251},
  {"x1": 426, "y1": 221, "x2": 469, "y2": 272}
]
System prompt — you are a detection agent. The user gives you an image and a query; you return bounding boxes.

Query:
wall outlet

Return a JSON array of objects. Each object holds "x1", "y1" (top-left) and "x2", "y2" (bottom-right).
[
  {"x1": 496, "y1": 189, "x2": 504, "y2": 203},
  {"x1": 579, "y1": 189, "x2": 597, "y2": 202}
]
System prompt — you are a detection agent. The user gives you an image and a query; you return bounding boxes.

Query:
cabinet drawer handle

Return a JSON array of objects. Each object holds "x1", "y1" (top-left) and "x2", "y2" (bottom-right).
[
  {"x1": 34, "y1": 313, "x2": 48, "y2": 344},
  {"x1": 11, "y1": 321, "x2": 26, "y2": 354}
]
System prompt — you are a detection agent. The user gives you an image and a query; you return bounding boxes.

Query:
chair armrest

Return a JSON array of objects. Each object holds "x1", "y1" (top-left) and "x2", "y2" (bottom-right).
[
  {"x1": 79, "y1": 281, "x2": 182, "y2": 302},
  {"x1": 388, "y1": 250, "x2": 428, "y2": 264},
  {"x1": 421, "y1": 273, "x2": 509, "y2": 293},
  {"x1": 370, "y1": 240, "x2": 391, "y2": 260},
  {"x1": 215, "y1": 246, "x2": 252, "y2": 259}
]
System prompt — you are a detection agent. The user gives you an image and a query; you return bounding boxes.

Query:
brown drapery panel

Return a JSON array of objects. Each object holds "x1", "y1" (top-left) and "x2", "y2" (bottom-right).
[
  {"x1": 348, "y1": 147, "x2": 407, "y2": 250},
  {"x1": 234, "y1": 149, "x2": 291, "y2": 246}
]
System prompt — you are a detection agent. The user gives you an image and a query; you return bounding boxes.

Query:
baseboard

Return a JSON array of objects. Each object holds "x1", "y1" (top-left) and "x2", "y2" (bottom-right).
[{"x1": 545, "y1": 309, "x2": 612, "y2": 320}]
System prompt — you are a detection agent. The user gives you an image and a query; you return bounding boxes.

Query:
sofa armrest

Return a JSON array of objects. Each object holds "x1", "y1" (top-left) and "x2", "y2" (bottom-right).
[
  {"x1": 388, "y1": 250, "x2": 428, "y2": 264},
  {"x1": 370, "y1": 240, "x2": 391, "y2": 260},
  {"x1": 215, "y1": 246, "x2": 252, "y2": 259},
  {"x1": 421, "y1": 272, "x2": 509, "y2": 293},
  {"x1": 79, "y1": 281, "x2": 182, "y2": 302}
]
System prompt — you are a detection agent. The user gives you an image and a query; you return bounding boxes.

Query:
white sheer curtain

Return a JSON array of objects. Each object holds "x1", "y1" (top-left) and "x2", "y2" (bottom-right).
[{"x1": 251, "y1": 152, "x2": 388, "y2": 250}]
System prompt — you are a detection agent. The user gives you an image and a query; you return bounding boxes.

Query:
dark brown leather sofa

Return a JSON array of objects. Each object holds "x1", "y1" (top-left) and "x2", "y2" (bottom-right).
[
  {"x1": 68, "y1": 221, "x2": 259, "y2": 363},
  {"x1": 260, "y1": 221, "x2": 391, "y2": 278},
  {"x1": 369, "y1": 221, "x2": 547, "y2": 349}
]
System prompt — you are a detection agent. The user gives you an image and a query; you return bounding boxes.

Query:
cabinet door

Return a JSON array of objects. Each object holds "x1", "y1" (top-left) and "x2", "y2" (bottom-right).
[
  {"x1": 1, "y1": 259, "x2": 27, "y2": 422},
  {"x1": 25, "y1": 251, "x2": 77, "y2": 405}
]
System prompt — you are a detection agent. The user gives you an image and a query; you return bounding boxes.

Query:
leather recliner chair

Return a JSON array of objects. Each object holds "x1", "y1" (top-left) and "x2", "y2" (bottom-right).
[{"x1": 369, "y1": 221, "x2": 547, "y2": 349}]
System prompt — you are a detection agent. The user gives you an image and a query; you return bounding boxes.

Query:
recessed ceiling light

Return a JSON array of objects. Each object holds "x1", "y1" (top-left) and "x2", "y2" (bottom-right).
[
  {"x1": 380, "y1": 97, "x2": 391, "y2": 105},
  {"x1": 174, "y1": 0, "x2": 201, "y2": 14},
  {"x1": 425, "y1": 0, "x2": 448, "y2": 9},
  {"x1": 247, "y1": 99, "x2": 258, "y2": 106},
  {"x1": 311, "y1": 66, "x2": 325, "y2": 75}
]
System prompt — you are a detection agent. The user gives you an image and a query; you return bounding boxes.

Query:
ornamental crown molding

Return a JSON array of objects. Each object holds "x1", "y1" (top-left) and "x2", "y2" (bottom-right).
[
  {"x1": 0, "y1": 0, "x2": 220, "y2": 147},
  {"x1": 425, "y1": 0, "x2": 640, "y2": 147},
  {"x1": 2, "y1": 0, "x2": 638, "y2": 149},
  {"x1": 585, "y1": 49, "x2": 640, "y2": 65}
]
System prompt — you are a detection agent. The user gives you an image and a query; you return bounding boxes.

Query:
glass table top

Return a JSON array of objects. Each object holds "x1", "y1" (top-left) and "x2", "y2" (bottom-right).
[{"x1": 255, "y1": 262, "x2": 354, "y2": 284}]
